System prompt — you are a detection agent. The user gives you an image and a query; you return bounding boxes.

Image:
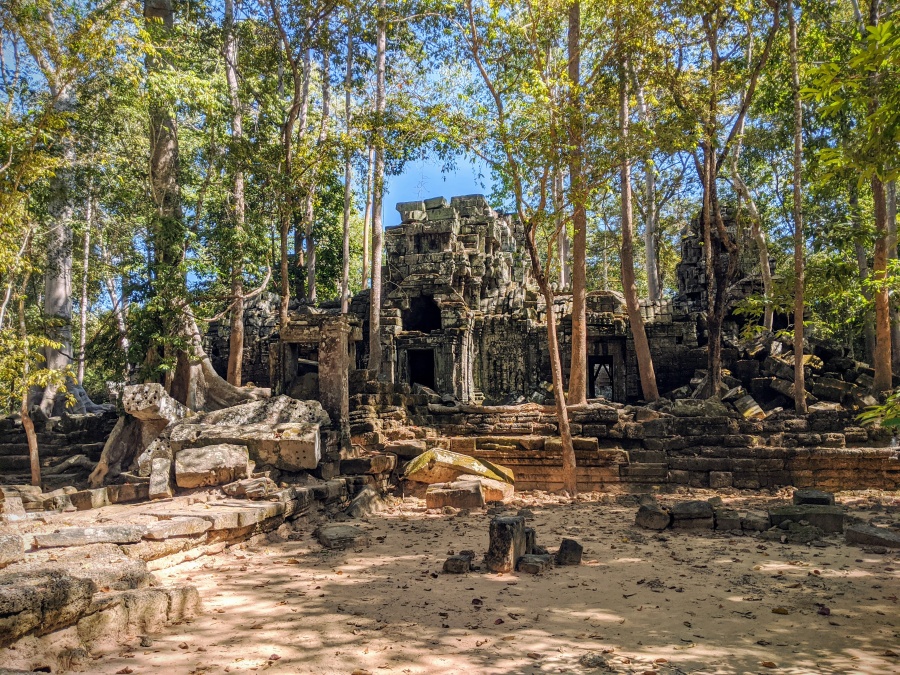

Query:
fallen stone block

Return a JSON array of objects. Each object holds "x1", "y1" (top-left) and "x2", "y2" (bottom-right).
[
  {"x1": 149, "y1": 457, "x2": 172, "y2": 500},
  {"x1": 671, "y1": 500, "x2": 715, "y2": 530},
  {"x1": 122, "y1": 382, "x2": 189, "y2": 423},
  {"x1": 768, "y1": 505, "x2": 844, "y2": 533},
  {"x1": 345, "y1": 486, "x2": 386, "y2": 519},
  {"x1": 341, "y1": 454, "x2": 396, "y2": 475},
  {"x1": 734, "y1": 395, "x2": 766, "y2": 420},
  {"x1": 443, "y1": 553, "x2": 474, "y2": 574},
  {"x1": 792, "y1": 489, "x2": 835, "y2": 506},
  {"x1": 174, "y1": 443, "x2": 250, "y2": 488},
  {"x1": 198, "y1": 394, "x2": 329, "y2": 426},
  {"x1": 383, "y1": 439, "x2": 427, "y2": 459},
  {"x1": 0, "y1": 570, "x2": 96, "y2": 647},
  {"x1": 461, "y1": 476, "x2": 514, "y2": 502},
  {"x1": 761, "y1": 522, "x2": 824, "y2": 544},
  {"x1": 33, "y1": 525, "x2": 146, "y2": 548},
  {"x1": 143, "y1": 517, "x2": 212, "y2": 540},
  {"x1": 222, "y1": 476, "x2": 278, "y2": 499},
  {"x1": 517, "y1": 554, "x2": 552, "y2": 574},
  {"x1": 715, "y1": 509, "x2": 742, "y2": 531},
  {"x1": 484, "y1": 516, "x2": 525, "y2": 573},
  {"x1": 555, "y1": 538, "x2": 583, "y2": 566},
  {"x1": 69, "y1": 487, "x2": 110, "y2": 511},
  {"x1": 171, "y1": 423, "x2": 321, "y2": 472},
  {"x1": 0, "y1": 535, "x2": 24, "y2": 568},
  {"x1": 425, "y1": 481, "x2": 485, "y2": 510},
  {"x1": 403, "y1": 448, "x2": 514, "y2": 485},
  {"x1": 741, "y1": 512, "x2": 770, "y2": 532},
  {"x1": 0, "y1": 495, "x2": 26, "y2": 522},
  {"x1": 315, "y1": 524, "x2": 370, "y2": 550},
  {"x1": 106, "y1": 483, "x2": 150, "y2": 504},
  {"x1": 635, "y1": 504, "x2": 671, "y2": 530},
  {"x1": 845, "y1": 523, "x2": 900, "y2": 548}
]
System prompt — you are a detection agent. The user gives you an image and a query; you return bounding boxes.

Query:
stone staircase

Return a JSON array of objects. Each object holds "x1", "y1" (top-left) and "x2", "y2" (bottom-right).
[{"x1": 0, "y1": 411, "x2": 118, "y2": 490}]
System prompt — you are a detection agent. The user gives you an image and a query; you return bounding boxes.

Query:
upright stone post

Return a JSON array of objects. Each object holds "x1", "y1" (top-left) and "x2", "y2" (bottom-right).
[{"x1": 318, "y1": 316, "x2": 351, "y2": 434}]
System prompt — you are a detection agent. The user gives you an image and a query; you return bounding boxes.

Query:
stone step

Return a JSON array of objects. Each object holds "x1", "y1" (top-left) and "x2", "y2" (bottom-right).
[{"x1": 0, "y1": 455, "x2": 30, "y2": 472}]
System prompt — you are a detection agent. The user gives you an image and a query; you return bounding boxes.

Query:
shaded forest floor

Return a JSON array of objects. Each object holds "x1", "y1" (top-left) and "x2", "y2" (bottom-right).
[{"x1": 81, "y1": 490, "x2": 898, "y2": 675}]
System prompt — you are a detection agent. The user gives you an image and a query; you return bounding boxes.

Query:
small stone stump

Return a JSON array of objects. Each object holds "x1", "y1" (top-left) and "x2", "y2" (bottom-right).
[
  {"x1": 792, "y1": 489, "x2": 835, "y2": 506},
  {"x1": 555, "y1": 538, "x2": 583, "y2": 566},
  {"x1": 671, "y1": 501, "x2": 714, "y2": 530},
  {"x1": 484, "y1": 516, "x2": 525, "y2": 573},
  {"x1": 517, "y1": 554, "x2": 552, "y2": 574},
  {"x1": 316, "y1": 524, "x2": 370, "y2": 550},
  {"x1": 635, "y1": 504, "x2": 671, "y2": 530}
]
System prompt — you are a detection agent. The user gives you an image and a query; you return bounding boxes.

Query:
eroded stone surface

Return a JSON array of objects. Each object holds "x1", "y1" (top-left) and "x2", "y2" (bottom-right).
[
  {"x1": 174, "y1": 444, "x2": 250, "y2": 488},
  {"x1": 404, "y1": 449, "x2": 514, "y2": 485},
  {"x1": 484, "y1": 516, "x2": 525, "y2": 573}
]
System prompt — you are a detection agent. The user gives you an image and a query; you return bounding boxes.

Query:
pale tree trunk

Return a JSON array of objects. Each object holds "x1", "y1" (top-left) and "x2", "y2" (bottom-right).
[
  {"x1": 619, "y1": 64, "x2": 659, "y2": 402},
  {"x1": 294, "y1": 38, "x2": 313, "y2": 300},
  {"x1": 76, "y1": 195, "x2": 92, "y2": 385},
  {"x1": 225, "y1": 0, "x2": 246, "y2": 386},
  {"x1": 304, "y1": 54, "x2": 330, "y2": 303},
  {"x1": 341, "y1": 20, "x2": 354, "y2": 314},
  {"x1": 369, "y1": 0, "x2": 386, "y2": 377},
  {"x1": 630, "y1": 67, "x2": 661, "y2": 302},
  {"x1": 362, "y1": 146, "x2": 374, "y2": 289},
  {"x1": 39, "y1": 81, "x2": 77, "y2": 416},
  {"x1": 788, "y1": 0, "x2": 807, "y2": 413},
  {"x1": 566, "y1": 2, "x2": 587, "y2": 406}
]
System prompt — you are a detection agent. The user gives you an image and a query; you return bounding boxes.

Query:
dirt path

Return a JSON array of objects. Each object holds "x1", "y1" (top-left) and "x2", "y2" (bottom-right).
[{"x1": 79, "y1": 491, "x2": 899, "y2": 675}]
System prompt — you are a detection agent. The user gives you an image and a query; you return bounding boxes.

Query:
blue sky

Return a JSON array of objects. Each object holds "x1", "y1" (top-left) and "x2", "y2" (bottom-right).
[{"x1": 382, "y1": 154, "x2": 494, "y2": 226}]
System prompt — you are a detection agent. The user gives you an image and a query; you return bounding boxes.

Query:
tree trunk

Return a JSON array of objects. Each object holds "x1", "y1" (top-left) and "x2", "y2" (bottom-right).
[
  {"x1": 630, "y1": 68, "x2": 661, "y2": 302},
  {"x1": 852, "y1": 184, "x2": 876, "y2": 363},
  {"x1": 369, "y1": 0, "x2": 386, "y2": 377},
  {"x1": 888, "y1": 181, "x2": 900, "y2": 373},
  {"x1": 619, "y1": 64, "x2": 659, "y2": 402},
  {"x1": 341, "y1": 19, "x2": 354, "y2": 314},
  {"x1": 224, "y1": 0, "x2": 246, "y2": 386},
  {"x1": 788, "y1": 0, "x2": 807, "y2": 413},
  {"x1": 77, "y1": 196, "x2": 92, "y2": 385},
  {"x1": 304, "y1": 54, "x2": 331, "y2": 303},
  {"x1": 362, "y1": 146, "x2": 374, "y2": 289},
  {"x1": 729, "y1": 168, "x2": 774, "y2": 331},
  {"x1": 19, "y1": 293, "x2": 40, "y2": 487},
  {"x1": 566, "y1": 2, "x2": 587, "y2": 406},
  {"x1": 872, "y1": 176, "x2": 892, "y2": 392}
]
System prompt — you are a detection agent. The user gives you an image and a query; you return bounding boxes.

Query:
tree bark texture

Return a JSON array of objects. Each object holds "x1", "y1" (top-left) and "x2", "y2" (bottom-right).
[
  {"x1": 566, "y1": 2, "x2": 587, "y2": 406},
  {"x1": 619, "y1": 65, "x2": 659, "y2": 402},
  {"x1": 341, "y1": 20, "x2": 354, "y2": 314},
  {"x1": 225, "y1": 0, "x2": 246, "y2": 386},
  {"x1": 788, "y1": 0, "x2": 807, "y2": 413},
  {"x1": 872, "y1": 176, "x2": 892, "y2": 392},
  {"x1": 369, "y1": 0, "x2": 386, "y2": 377}
]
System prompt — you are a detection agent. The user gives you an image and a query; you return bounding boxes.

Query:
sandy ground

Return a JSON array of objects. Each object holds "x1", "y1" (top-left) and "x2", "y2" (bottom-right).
[{"x1": 21, "y1": 490, "x2": 900, "y2": 674}]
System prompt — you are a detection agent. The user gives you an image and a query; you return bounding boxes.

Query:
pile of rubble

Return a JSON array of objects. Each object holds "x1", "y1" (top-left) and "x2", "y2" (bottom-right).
[
  {"x1": 634, "y1": 488, "x2": 900, "y2": 549},
  {"x1": 442, "y1": 512, "x2": 584, "y2": 576},
  {"x1": 658, "y1": 333, "x2": 887, "y2": 421}
]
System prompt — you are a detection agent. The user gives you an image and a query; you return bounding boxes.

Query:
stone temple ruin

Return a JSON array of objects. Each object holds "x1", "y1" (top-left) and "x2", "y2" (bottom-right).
[{"x1": 2, "y1": 194, "x2": 899, "y2": 665}]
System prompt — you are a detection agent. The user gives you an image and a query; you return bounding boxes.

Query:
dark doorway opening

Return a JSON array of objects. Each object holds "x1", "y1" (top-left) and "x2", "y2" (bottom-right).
[
  {"x1": 408, "y1": 349, "x2": 436, "y2": 389},
  {"x1": 588, "y1": 355, "x2": 614, "y2": 400},
  {"x1": 403, "y1": 295, "x2": 441, "y2": 333}
]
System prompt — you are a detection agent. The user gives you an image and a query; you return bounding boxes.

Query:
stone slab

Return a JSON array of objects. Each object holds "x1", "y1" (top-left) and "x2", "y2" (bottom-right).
[
  {"x1": 768, "y1": 505, "x2": 844, "y2": 533},
  {"x1": 174, "y1": 443, "x2": 250, "y2": 488},
  {"x1": 792, "y1": 489, "x2": 835, "y2": 506},
  {"x1": 33, "y1": 526, "x2": 146, "y2": 548},
  {"x1": 316, "y1": 524, "x2": 370, "y2": 550},
  {"x1": 403, "y1": 448, "x2": 514, "y2": 485},
  {"x1": 845, "y1": 523, "x2": 900, "y2": 548},
  {"x1": 143, "y1": 517, "x2": 212, "y2": 540},
  {"x1": 517, "y1": 554, "x2": 552, "y2": 574}
]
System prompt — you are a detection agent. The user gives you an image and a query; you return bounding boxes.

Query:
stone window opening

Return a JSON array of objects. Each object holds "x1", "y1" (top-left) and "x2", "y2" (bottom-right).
[
  {"x1": 407, "y1": 349, "x2": 436, "y2": 389},
  {"x1": 403, "y1": 295, "x2": 442, "y2": 333}
]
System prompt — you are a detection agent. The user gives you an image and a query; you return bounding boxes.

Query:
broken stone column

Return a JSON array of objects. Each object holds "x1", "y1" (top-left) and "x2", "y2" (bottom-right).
[
  {"x1": 318, "y1": 316, "x2": 352, "y2": 431},
  {"x1": 484, "y1": 515, "x2": 526, "y2": 573}
]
